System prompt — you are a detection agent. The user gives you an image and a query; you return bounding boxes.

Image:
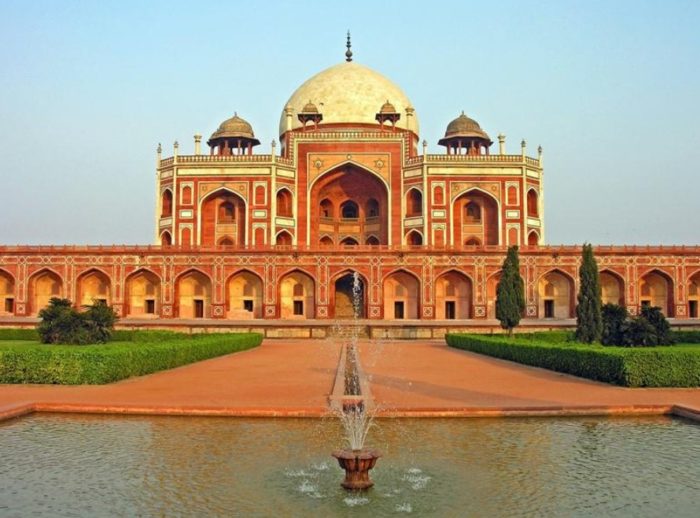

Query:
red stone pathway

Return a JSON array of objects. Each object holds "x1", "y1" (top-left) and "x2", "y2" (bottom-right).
[{"x1": 1, "y1": 339, "x2": 699, "y2": 421}]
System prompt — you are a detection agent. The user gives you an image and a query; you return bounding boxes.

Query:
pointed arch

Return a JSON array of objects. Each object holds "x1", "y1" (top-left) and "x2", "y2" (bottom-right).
[
  {"x1": 340, "y1": 236, "x2": 359, "y2": 246},
  {"x1": 319, "y1": 235, "x2": 334, "y2": 247},
  {"x1": 0, "y1": 269, "x2": 15, "y2": 315},
  {"x1": 160, "y1": 230, "x2": 172, "y2": 246},
  {"x1": 279, "y1": 268, "x2": 315, "y2": 319},
  {"x1": 331, "y1": 269, "x2": 368, "y2": 319},
  {"x1": 28, "y1": 268, "x2": 63, "y2": 315},
  {"x1": 405, "y1": 229, "x2": 423, "y2": 246},
  {"x1": 383, "y1": 268, "x2": 420, "y2": 319},
  {"x1": 198, "y1": 187, "x2": 247, "y2": 246},
  {"x1": 527, "y1": 230, "x2": 539, "y2": 246},
  {"x1": 226, "y1": 269, "x2": 264, "y2": 319},
  {"x1": 125, "y1": 268, "x2": 161, "y2": 317},
  {"x1": 76, "y1": 268, "x2": 112, "y2": 307},
  {"x1": 276, "y1": 187, "x2": 293, "y2": 218},
  {"x1": 537, "y1": 269, "x2": 575, "y2": 319},
  {"x1": 435, "y1": 269, "x2": 473, "y2": 319},
  {"x1": 174, "y1": 268, "x2": 212, "y2": 318},
  {"x1": 486, "y1": 270, "x2": 503, "y2": 319},
  {"x1": 600, "y1": 269, "x2": 625, "y2": 306},
  {"x1": 527, "y1": 188, "x2": 539, "y2": 218},
  {"x1": 405, "y1": 188, "x2": 423, "y2": 217},
  {"x1": 688, "y1": 269, "x2": 700, "y2": 318},
  {"x1": 639, "y1": 269, "x2": 674, "y2": 316},
  {"x1": 161, "y1": 188, "x2": 173, "y2": 217},
  {"x1": 452, "y1": 187, "x2": 501, "y2": 246},
  {"x1": 275, "y1": 230, "x2": 293, "y2": 246},
  {"x1": 365, "y1": 235, "x2": 380, "y2": 246}
]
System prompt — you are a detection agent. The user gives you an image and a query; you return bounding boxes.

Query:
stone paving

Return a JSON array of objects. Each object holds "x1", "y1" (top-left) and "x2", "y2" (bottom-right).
[{"x1": 1, "y1": 339, "x2": 699, "y2": 421}]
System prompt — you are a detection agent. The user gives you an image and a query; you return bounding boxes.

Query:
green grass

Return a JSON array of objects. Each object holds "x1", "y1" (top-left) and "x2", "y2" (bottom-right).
[
  {"x1": 446, "y1": 332, "x2": 700, "y2": 387},
  {"x1": 0, "y1": 331, "x2": 263, "y2": 385}
]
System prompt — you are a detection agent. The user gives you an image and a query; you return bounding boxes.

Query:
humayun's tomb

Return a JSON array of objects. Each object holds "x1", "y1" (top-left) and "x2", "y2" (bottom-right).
[{"x1": 1, "y1": 41, "x2": 699, "y2": 337}]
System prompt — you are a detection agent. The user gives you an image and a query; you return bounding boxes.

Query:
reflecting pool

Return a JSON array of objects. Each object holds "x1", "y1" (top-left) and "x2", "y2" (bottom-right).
[{"x1": 1, "y1": 414, "x2": 698, "y2": 516}]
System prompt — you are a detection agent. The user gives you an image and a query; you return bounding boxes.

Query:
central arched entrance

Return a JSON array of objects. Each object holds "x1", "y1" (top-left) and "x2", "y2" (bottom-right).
[
  {"x1": 310, "y1": 165, "x2": 389, "y2": 246},
  {"x1": 333, "y1": 272, "x2": 365, "y2": 319}
]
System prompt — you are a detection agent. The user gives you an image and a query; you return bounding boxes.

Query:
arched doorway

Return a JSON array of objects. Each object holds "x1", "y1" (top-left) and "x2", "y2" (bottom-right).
[
  {"x1": 0, "y1": 270, "x2": 15, "y2": 315},
  {"x1": 125, "y1": 270, "x2": 160, "y2": 317},
  {"x1": 200, "y1": 189, "x2": 246, "y2": 246},
  {"x1": 406, "y1": 230, "x2": 423, "y2": 246},
  {"x1": 160, "y1": 231, "x2": 172, "y2": 246},
  {"x1": 77, "y1": 270, "x2": 111, "y2": 307},
  {"x1": 383, "y1": 271, "x2": 419, "y2": 319},
  {"x1": 227, "y1": 271, "x2": 263, "y2": 319},
  {"x1": 453, "y1": 189, "x2": 499, "y2": 247},
  {"x1": 435, "y1": 271, "x2": 472, "y2": 319},
  {"x1": 600, "y1": 271, "x2": 625, "y2": 306},
  {"x1": 279, "y1": 271, "x2": 314, "y2": 319},
  {"x1": 538, "y1": 270, "x2": 574, "y2": 318},
  {"x1": 310, "y1": 165, "x2": 389, "y2": 245},
  {"x1": 527, "y1": 231, "x2": 539, "y2": 246},
  {"x1": 333, "y1": 273, "x2": 365, "y2": 319},
  {"x1": 29, "y1": 269, "x2": 63, "y2": 315},
  {"x1": 176, "y1": 270, "x2": 211, "y2": 318},
  {"x1": 639, "y1": 270, "x2": 673, "y2": 316},
  {"x1": 276, "y1": 231, "x2": 293, "y2": 246}
]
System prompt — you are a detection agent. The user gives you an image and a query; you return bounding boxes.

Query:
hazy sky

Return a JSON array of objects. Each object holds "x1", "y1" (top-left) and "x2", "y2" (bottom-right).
[{"x1": 1, "y1": 0, "x2": 698, "y2": 245}]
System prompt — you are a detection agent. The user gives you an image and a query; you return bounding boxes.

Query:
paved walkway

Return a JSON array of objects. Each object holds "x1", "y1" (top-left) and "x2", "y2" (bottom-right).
[{"x1": 1, "y1": 339, "x2": 699, "y2": 420}]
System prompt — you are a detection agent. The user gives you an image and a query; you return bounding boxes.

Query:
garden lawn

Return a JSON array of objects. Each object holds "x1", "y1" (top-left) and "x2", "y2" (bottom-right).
[
  {"x1": 446, "y1": 332, "x2": 700, "y2": 388},
  {"x1": 0, "y1": 331, "x2": 263, "y2": 385}
]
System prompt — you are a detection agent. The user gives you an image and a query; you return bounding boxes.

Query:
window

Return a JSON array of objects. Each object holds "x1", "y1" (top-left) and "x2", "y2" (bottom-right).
[
  {"x1": 4, "y1": 298, "x2": 14, "y2": 313},
  {"x1": 293, "y1": 300, "x2": 304, "y2": 315},
  {"x1": 544, "y1": 300, "x2": 554, "y2": 318},
  {"x1": 181, "y1": 186, "x2": 192, "y2": 205},
  {"x1": 243, "y1": 300, "x2": 254, "y2": 312},
  {"x1": 433, "y1": 186, "x2": 444, "y2": 206},
  {"x1": 145, "y1": 299, "x2": 155, "y2": 314},
  {"x1": 465, "y1": 202, "x2": 481, "y2": 223},
  {"x1": 219, "y1": 202, "x2": 235, "y2": 223},
  {"x1": 341, "y1": 201, "x2": 358, "y2": 219},
  {"x1": 507, "y1": 185, "x2": 518, "y2": 205},
  {"x1": 366, "y1": 199, "x2": 379, "y2": 218},
  {"x1": 406, "y1": 190, "x2": 422, "y2": 217},
  {"x1": 161, "y1": 190, "x2": 173, "y2": 217},
  {"x1": 394, "y1": 301, "x2": 405, "y2": 319}
]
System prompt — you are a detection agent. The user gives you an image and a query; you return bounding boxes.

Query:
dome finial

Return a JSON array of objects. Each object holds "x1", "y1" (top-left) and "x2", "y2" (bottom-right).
[{"x1": 345, "y1": 31, "x2": 353, "y2": 62}]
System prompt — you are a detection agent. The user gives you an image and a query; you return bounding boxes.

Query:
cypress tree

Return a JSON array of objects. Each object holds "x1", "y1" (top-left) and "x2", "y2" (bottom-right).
[
  {"x1": 496, "y1": 246, "x2": 526, "y2": 336},
  {"x1": 575, "y1": 243, "x2": 603, "y2": 343}
]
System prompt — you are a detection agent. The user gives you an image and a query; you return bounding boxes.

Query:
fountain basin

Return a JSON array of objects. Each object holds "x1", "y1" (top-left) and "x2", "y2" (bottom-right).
[{"x1": 332, "y1": 448, "x2": 381, "y2": 490}]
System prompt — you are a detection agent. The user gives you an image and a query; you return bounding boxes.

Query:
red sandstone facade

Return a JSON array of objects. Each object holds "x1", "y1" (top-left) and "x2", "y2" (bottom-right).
[{"x1": 1, "y1": 57, "x2": 699, "y2": 327}]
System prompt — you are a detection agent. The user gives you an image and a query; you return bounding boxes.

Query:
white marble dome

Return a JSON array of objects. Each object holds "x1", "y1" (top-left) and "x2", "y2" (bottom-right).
[{"x1": 279, "y1": 61, "x2": 418, "y2": 135}]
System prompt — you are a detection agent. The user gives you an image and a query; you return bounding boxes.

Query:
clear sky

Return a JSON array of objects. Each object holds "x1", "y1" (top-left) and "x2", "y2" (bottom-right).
[{"x1": 1, "y1": 0, "x2": 698, "y2": 245}]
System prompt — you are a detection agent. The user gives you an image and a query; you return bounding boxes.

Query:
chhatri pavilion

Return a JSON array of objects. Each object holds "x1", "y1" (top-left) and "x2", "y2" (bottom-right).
[{"x1": 1, "y1": 37, "x2": 699, "y2": 337}]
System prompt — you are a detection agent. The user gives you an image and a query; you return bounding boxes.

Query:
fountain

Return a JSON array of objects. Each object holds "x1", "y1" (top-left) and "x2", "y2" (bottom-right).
[{"x1": 330, "y1": 272, "x2": 381, "y2": 490}]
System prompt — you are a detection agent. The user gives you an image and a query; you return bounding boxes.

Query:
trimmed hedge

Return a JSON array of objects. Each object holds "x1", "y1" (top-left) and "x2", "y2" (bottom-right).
[
  {"x1": 446, "y1": 333, "x2": 700, "y2": 387},
  {"x1": 0, "y1": 328, "x2": 40, "y2": 341},
  {"x1": 0, "y1": 332, "x2": 262, "y2": 384}
]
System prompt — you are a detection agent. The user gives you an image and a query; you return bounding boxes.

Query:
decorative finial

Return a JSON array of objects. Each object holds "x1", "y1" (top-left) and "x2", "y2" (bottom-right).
[
  {"x1": 521, "y1": 139, "x2": 526, "y2": 148},
  {"x1": 538, "y1": 145, "x2": 543, "y2": 154},
  {"x1": 271, "y1": 139, "x2": 277, "y2": 148},
  {"x1": 157, "y1": 143, "x2": 162, "y2": 154},
  {"x1": 345, "y1": 31, "x2": 353, "y2": 62}
]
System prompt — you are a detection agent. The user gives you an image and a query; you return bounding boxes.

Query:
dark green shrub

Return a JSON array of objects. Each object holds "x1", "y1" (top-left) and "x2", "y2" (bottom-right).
[
  {"x1": 601, "y1": 303, "x2": 628, "y2": 345},
  {"x1": 446, "y1": 333, "x2": 700, "y2": 387},
  {"x1": 0, "y1": 332, "x2": 263, "y2": 384},
  {"x1": 36, "y1": 297, "x2": 118, "y2": 345},
  {"x1": 639, "y1": 305, "x2": 673, "y2": 345}
]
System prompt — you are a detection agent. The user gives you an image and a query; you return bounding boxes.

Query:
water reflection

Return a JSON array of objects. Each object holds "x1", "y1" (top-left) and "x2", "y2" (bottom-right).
[{"x1": 0, "y1": 415, "x2": 698, "y2": 517}]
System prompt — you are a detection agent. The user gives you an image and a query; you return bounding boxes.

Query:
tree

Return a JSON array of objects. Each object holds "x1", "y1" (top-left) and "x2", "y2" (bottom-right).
[
  {"x1": 575, "y1": 244, "x2": 602, "y2": 343},
  {"x1": 496, "y1": 246, "x2": 526, "y2": 336},
  {"x1": 37, "y1": 297, "x2": 118, "y2": 345}
]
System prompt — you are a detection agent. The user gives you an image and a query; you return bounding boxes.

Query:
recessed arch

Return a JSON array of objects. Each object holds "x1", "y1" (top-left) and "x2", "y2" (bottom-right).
[
  {"x1": 226, "y1": 269, "x2": 263, "y2": 319},
  {"x1": 160, "y1": 230, "x2": 172, "y2": 246},
  {"x1": 383, "y1": 269, "x2": 420, "y2": 319},
  {"x1": 538, "y1": 269, "x2": 575, "y2": 319},
  {"x1": 279, "y1": 269, "x2": 315, "y2": 319},
  {"x1": 639, "y1": 269, "x2": 674, "y2": 316},
  {"x1": 0, "y1": 269, "x2": 15, "y2": 315},
  {"x1": 276, "y1": 230, "x2": 293, "y2": 246},
  {"x1": 365, "y1": 235, "x2": 380, "y2": 246},
  {"x1": 76, "y1": 268, "x2": 111, "y2": 307},
  {"x1": 319, "y1": 235, "x2": 334, "y2": 246},
  {"x1": 28, "y1": 268, "x2": 63, "y2": 315},
  {"x1": 405, "y1": 229, "x2": 423, "y2": 246},
  {"x1": 175, "y1": 269, "x2": 212, "y2": 319},
  {"x1": 276, "y1": 187, "x2": 293, "y2": 218},
  {"x1": 198, "y1": 187, "x2": 247, "y2": 246},
  {"x1": 600, "y1": 269, "x2": 625, "y2": 306},
  {"x1": 527, "y1": 188, "x2": 539, "y2": 218},
  {"x1": 688, "y1": 270, "x2": 700, "y2": 318},
  {"x1": 161, "y1": 188, "x2": 173, "y2": 218},
  {"x1": 340, "y1": 236, "x2": 359, "y2": 246},
  {"x1": 464, "y1": 236, "x2": 481, "y2": 246},
  {"x1": 331, "y1": 270, "x2": 368, "y2": 319},
  {"x1": 405, "y1": 188, "x2": 423, "y2": 217},
  {"x1": 527, "y1": 230, "x2": 540, "y2": 246},
  {"x1": 125, "y1": 268, "x2": 161, "y2": 318},
  {"x1": 435, "y1": 270, "x2": 473, "y2": 319},
  {"x1": 452, "y1": 187, "x2": 501, "y2": 247},
  {"x1": 486, "y1": 270, "x2": 502, "y2": 319}
]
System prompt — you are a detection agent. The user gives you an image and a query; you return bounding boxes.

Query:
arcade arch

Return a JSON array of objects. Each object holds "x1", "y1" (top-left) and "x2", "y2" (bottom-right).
[
  {"x1": 125, "y1": 270, "x2": 160, "y2": 317},
  {"x1": 538, "y1": 270, "x2": 574, "y2": 319},
  {"x1": 435, "y1": 271, "x2": 472, "y2": 319},
  {"x1": 383, "y1": 270, "x2": 419, "y2": 319},
  {"x1": 279, "y1": 270, "x2": 315, "y2": 319},
  {"x1": 175, "y1": 270, "x2": 211, "y2": 319},
  {"x1": 226, "y1": 271, "x2": 263, "y2": 319}
]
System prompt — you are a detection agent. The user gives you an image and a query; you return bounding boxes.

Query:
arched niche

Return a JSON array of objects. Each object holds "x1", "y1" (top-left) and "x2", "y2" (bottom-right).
[
  {"x1": 383, "y1": 270, "x2": 419, "y2": 319},
  {"x1": 200, "y1": 189, "x2": 246, "y2": 246},
  {"x1": 0, "y1": 270, "x2": 15, "y2": 315},
  {"x1": 279, "y1": 270, "x2": 315, "y2": 319},
  {"x1": 527, "y1": 189, "x2": 539, "y2": 218},
  {"x1": 538, "y1": 270, "x2": 574, "y2": 319},
  {"x1": 639, "y1": 270, "x2": 673, "y2": 316},
  {"x1": 226, "y1": 271, "x2": 263, "y2": 319},
  {"x1": 161, "y1": 189, "x2": 173, "y2": 217},
  {"x1": 276, "y1": 188, "x2": 293, "y2": 218},
  {"x1": 29, "y1": 269, "x2": 63, "y2": 315},
  {"x1": 405, "y1": 189, "x2": 422, "y2": 217},
  {"x1": 600, "y1": 271, "x2": 625, "y2": 306},
  {"x1": 176, "y1": 270, "x2": 212, "y2": 319},
  {"x1": 125, "y1": 270, "x2": 160, "y2": 318},
  {"x1": 435, "y1": 271, "x2": 472, "y2": 319},
  {"x1": 453, "y1": 189, "x2": 499, "y2": 246},
  {"x1": 333, "y1": 272, "x2": 366, "y2": 319},
  {"x1": 77, "y1": 269, "x2": 111, "y2": 307},
  {"x1": 688, "y1": 272, "x2": 700, "y2": 318}
]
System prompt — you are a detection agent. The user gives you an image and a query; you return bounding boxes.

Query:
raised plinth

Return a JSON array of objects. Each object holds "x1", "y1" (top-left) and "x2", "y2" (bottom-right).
[{"x1": 332, "y1": 448, "x2": 381, "y2": 490}]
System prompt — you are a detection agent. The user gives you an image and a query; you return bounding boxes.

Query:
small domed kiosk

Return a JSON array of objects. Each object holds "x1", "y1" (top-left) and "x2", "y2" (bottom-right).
[
  {"x1": 207, "y1": 113, "x2": 260, "y2": 156},
  {"x1": 438, "y1": 112, "x2": 493, "y2": 155}
]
